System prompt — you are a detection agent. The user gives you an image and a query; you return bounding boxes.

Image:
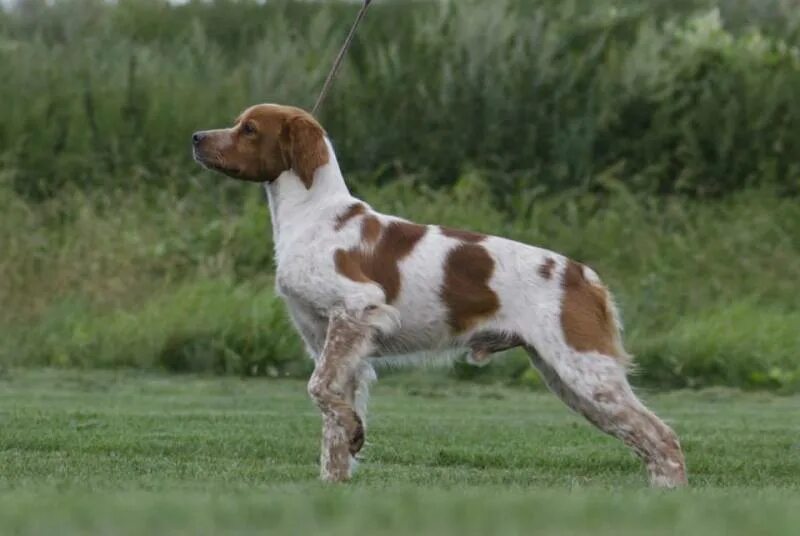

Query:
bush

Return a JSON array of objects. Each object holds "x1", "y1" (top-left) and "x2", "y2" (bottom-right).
[
  {"x1": 1, "y1": 176, "x2": 798, "y2": 390},
  {"x1": 0, "y1": 279, "x2": 309, "y2": 377},
  {"x1": 1, "y1": 0, "x2": 799, "y2": 199},
  {"x1": 633, "y1": 302, "x2": 800, "y2": 392}
]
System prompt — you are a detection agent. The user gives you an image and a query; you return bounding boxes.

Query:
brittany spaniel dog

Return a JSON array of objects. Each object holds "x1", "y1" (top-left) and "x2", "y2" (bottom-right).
[{"x1": 192, "y1": 104, "x2": 687, "y2": 487}]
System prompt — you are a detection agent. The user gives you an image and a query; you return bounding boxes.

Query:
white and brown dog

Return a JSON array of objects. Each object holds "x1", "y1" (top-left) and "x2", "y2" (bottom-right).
[{"x1": 192, "y1": 104, "x2": 687, "y2": 487}]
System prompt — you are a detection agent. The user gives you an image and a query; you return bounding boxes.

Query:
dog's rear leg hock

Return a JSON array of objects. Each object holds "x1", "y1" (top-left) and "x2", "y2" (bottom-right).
[{"x1": 307, "y1": 308, "x2": 375, "y2": 482}]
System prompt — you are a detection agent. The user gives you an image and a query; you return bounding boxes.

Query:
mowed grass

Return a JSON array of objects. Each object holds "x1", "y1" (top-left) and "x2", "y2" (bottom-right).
[{"x1": 1, "y1": 370, "x2": 799, "y2": 535}]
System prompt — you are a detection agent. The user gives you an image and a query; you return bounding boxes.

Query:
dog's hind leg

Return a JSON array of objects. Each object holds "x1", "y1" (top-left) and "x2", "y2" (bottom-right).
[
  {"x1": 518, "y1": 261, "x2": 687, "y2": 487},
  {"x1": 524, "y1": 345, "x2": 687, "y2": 487}
]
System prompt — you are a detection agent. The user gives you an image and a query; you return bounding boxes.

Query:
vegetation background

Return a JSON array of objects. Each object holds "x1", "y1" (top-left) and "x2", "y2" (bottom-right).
[{"x1": 1, "y1": 0, "x2": 798, "y2": 391}]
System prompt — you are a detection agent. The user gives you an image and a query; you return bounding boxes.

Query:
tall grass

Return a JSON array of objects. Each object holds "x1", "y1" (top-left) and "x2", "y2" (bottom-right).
[
  {"x1": 1, "y1": 0, "x2": 799, "y2": 199},
  {"x1": 2, "y1": 174, "x2": 798, "y2": 390}
]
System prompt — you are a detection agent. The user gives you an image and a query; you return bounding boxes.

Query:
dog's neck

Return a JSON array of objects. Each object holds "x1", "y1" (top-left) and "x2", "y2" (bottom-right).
[{"x1": 264, "y1": 138, "x2": 352, "y2": 247}]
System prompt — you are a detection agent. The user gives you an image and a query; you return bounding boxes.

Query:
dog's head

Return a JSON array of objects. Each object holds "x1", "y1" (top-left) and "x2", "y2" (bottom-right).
[{"x1": 192, "y1": 104, "x2": 329, "y2": 189}]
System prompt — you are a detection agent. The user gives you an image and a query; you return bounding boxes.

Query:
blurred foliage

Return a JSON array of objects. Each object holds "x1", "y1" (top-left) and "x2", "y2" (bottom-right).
[
  {"x1": 1, "y1": 0, "x2": 799, "y2": 200},
  {"x1": 1, "y1": 175, "x2": 798, "y2": 391}
]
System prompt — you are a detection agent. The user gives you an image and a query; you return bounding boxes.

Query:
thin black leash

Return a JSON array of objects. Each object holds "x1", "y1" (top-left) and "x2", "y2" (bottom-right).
[
  {"x1": 311, "y1": 0, "x2": 373, "y2": 116},
  {"x1": 262, "y1": 1, "x2": 372, "y2": 205}
]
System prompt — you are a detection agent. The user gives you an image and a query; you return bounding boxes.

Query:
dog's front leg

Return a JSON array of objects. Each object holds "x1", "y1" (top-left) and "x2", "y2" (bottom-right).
[{"x1": 307, "y1": 307, "x2": 375, "y2": 482}]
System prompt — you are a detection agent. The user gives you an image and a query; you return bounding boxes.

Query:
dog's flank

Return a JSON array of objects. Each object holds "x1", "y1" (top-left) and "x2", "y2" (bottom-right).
[{"x1": 192, "y1": 103, "x2": 687, "y2": 488}]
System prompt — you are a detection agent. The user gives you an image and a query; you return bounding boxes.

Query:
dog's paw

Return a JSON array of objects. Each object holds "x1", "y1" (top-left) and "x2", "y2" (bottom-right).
[{"x1": 348, "y1": 414, "x2": 365, "y2": 456}]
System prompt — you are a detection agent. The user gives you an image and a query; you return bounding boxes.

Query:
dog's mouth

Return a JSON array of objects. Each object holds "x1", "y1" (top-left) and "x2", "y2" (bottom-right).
[{"x1": 193, "y1": 148, "x2": 241, "y2": 177}]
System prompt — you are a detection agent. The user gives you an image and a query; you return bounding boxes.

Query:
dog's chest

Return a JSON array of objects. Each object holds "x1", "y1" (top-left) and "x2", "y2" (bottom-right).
[
  {"x1": 275, "y1": 254, "x2": 330, "y2": 303},
  {"x1": 273, "y1": 230, "x2": 341, "y2": 307}
]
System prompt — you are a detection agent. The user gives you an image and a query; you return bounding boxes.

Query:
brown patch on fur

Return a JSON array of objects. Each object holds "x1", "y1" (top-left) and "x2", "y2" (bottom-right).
[
  {"x1": 560, "y1": 260, "x2": 621, "y2": 358},
  {"x1": 279, "y1": 113, "x2": 329, "y2": 189},
  {"x1": 440, "y1": 244, "x2": 500, "y2": 333},
  {"x1": 334, "y1": 221, "x2": 428, "y2": 303},
  {"x1": 440, "y1": 226, "x2": 486, "y2": 243},
  {"x1": 334, "y1": 250, "x2": 370, "y2": 284},
  {"x1": 538, "y1": 257, "x2": 556, "y2": 280},
  {"x1": 335, "y1": 203, "x2": 366, "y2": 231},
  {"x1": 361, "y1": 216, "x2": 382, "y2": 244},
  {"x1": 192, "y1": 104, "x2": 328, "y2": 189}
]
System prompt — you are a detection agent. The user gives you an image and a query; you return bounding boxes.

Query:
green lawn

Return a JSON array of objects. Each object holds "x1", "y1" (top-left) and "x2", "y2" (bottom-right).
[{"x1": 1, "y1": 369, "x2": 798, "y2": 535}]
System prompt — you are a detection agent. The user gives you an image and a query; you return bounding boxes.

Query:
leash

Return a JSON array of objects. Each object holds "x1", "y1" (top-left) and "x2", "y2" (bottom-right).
[{"x1": 311, "y1": 0, "x2": 373, "y2": 116}]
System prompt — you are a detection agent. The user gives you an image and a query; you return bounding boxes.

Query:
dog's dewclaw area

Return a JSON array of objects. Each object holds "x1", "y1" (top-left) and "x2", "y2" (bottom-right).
[{"x1": 1, "y1": 370, "x2": 799, "y2": 535}]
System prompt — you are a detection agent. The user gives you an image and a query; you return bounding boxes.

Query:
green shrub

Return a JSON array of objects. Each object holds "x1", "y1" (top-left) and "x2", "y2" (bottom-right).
[
  {"x1": 1, "y1": 176, "x2": 798, "y2": 390},
  {"x1": 0, "y1": 279, "x2": 309, "y2": 377},
  {"x1": 1, "y1": 0, "x2": 799, "y2": 199},
  {"x1": 632, "y1": 302, "x2": 800, "y2": 392}
]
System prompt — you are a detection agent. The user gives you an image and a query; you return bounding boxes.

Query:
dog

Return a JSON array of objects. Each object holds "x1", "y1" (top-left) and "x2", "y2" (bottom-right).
[{"x1": 192, "y1": 103, "x2": 688, "y2": 487}]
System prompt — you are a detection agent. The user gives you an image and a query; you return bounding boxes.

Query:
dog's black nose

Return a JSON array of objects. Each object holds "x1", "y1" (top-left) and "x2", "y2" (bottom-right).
[{"x1": 192, "y1": 132, "x2": 206, "y2": 146}]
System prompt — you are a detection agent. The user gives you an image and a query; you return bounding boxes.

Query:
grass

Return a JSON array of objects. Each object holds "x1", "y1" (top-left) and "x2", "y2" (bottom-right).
[{"x1": 1, "y1": 369, "x2": 799, "y2": 534}]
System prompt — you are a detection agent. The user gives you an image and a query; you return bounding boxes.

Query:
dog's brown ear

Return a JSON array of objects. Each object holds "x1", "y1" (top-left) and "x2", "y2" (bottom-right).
[{"x1": 279, "y1": 115, "x2": 329, "y2": 189}]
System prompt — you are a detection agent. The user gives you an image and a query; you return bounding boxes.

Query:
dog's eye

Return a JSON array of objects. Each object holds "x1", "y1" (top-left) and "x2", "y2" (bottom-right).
[{"x1": 241, "y1": 122, "x2": 256, "y2": 136}]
